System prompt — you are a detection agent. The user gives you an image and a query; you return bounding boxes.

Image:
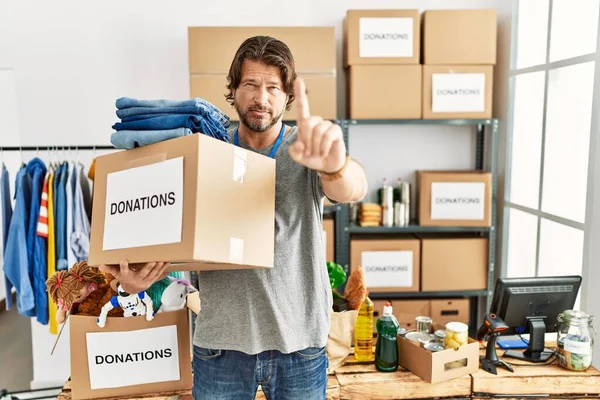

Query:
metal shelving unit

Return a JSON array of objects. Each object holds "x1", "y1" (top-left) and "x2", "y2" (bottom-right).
[
  {"x1": 368, "y1": 290, "x2": 489, "y2": 299},
  {"x1": 348, "y1": 225, "x2": 490, "y2": 234},
  {"x1": 333, "y1": 118, "x2": 499, "y2": 336}
]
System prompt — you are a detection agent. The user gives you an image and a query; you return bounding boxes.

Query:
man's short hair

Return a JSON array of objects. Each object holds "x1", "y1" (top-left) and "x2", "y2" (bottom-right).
[{"x1": 226, "y1": 35, "x2": 297, "y2": 111}]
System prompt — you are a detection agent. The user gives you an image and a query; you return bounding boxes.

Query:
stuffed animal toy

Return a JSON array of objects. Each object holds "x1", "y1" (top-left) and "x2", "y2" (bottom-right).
[
  {"x1": 76, "y1": 273, "x2": 123, "y2": 318},
  {"x1": 46, "y1": 261, "x2": 107, "y2": 324},
  {"x1": 97, "y1": 280, "x2": 154, "y2": 328},
  {"x1": 157, "y1": 277, "x2": 197, "y2": 314}
]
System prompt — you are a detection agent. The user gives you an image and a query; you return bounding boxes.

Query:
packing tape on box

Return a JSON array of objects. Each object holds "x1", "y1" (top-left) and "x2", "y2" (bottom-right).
[
  {"x1": 229, "y1": 237, "x2": 244, "y2": 263},
  {"x1": 233, "y1": 148, "x2": 248, "y2": 183}
]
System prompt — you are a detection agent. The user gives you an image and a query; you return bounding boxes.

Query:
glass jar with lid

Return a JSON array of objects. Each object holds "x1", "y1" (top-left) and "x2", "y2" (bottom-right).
[{"x1": 556, "y1": 310, "x2": 595, "y2": 371}]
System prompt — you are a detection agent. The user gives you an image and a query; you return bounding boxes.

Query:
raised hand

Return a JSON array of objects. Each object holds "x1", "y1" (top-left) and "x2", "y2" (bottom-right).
[{"x1": 288, "y1": 78, "x2": 347, "y2": 173}]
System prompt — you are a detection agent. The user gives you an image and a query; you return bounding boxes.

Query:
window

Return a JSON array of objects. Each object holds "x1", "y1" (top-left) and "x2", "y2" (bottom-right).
[{"x1": 502, "y1": 0, "x2": 600, "y2": 310}]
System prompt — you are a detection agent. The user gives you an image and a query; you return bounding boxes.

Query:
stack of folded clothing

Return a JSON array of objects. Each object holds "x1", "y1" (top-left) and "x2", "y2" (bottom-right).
[
  {"x1": 110, "y1": 97, "x2": 231, "y2": 149},
  {"x1": 359, "y1": 203, "x2": 381, "y2": 227}
]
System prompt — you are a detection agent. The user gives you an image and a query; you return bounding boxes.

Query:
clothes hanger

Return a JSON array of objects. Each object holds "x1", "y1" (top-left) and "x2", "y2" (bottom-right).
[{"x1": 20, "y1": 145, "x2": 25, "y2": 168}]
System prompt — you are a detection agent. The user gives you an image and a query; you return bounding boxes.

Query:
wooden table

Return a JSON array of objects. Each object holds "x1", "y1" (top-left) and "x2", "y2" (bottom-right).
[
  {"x1": 332, "y1": 358, "x2": 471, "y2": 400},
  {"x1": 57, "y1": 346, "x2": 600, "y2": 400},
  {"x1": 472, "y1": 354, "x2": 600, "y2": 399}
]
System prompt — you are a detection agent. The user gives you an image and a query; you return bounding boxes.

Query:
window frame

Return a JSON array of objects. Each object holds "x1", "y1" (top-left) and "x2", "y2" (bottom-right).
[{"x1": 501, "y1": 0, "x2": 600, "y2": 305}]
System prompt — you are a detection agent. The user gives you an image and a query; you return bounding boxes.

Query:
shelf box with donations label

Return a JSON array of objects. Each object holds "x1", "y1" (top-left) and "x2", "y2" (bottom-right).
[
  {"x1": 88, "y1": 134, "x2": 276, "y2": 271},
  {"x1": 344, "y1": 9, "x2": 420, "y2": 65},
  {"x1": 350, "y1": 238, "x2": 420, "y2": 292},
  {"x1": 418, "y1": 171, "x2": 491, "y2": 227},
  {"x1": 70, "y1": 307, "x2": 192, "y2": 400},
  {"x1": 423, "y1": 65, "x2": 493, "y2": 119}
]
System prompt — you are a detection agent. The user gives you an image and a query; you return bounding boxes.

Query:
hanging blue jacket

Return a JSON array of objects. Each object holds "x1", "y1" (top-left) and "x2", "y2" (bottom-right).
[
  {"x1": 26, "y1": 158, "x2": 48, "y2": 324},
  {"x1": 4, "y1": 166, "x2": 35, "y2": 316},
  {"x1": 1, "y1": 165, "x2": 13, "y2": 310},
  {"x1": 56, "y1": 163, "x2": 68, "y2": 271}
]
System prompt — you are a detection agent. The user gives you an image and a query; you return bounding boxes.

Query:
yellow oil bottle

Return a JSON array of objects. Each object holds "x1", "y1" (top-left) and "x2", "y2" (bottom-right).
[{"x1": 354, "y1": 295, "x2": 374, "y2": 361}]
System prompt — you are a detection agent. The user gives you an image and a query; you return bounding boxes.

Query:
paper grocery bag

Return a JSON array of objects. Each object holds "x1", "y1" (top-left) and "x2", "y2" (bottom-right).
[{"x1": 326, "y1": 310, "x2": 358, "y2": 374}]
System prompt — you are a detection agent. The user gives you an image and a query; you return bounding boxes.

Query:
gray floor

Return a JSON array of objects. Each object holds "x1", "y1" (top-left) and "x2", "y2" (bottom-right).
[{"x1": 0, "y1": 305, "x2": 34, "y2": 393}]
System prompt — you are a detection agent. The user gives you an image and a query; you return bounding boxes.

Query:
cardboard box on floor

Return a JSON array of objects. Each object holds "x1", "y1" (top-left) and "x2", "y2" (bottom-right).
[
  {"x1": 430, "y1": 299, "x2": 470, "y2": 331},
  {"x1": 348, "y1": 65, "x2": 422, "y2": 119},
  {"x1": 88, "y1": 134, "x2": 275, "y2": 271},
  {"x1": 423, "y1": 9, "x2": 497, "y2": 65},
  {"x1": 422, "y1": 65, "x2": 494, "y2": 119},
  {"x1": 418, "y1": 171, "x2": 492, "y2": 227},
  {"x1": 344, "y1": 9, "x2": 421, "y2": 66},
  {"x1": 70, "y1": 306, "x2": 192, "y2": 400},
  {"x1": 188, "y1": 26, "x2": 337, "y2": 121},
  {"x1": 350, "y1": 238, "x2": 420, "y2": 292},
  {"x1": 398, "y1": 336, "x2": 479, "y2": 384},
  {"x1": 421, "y1": 237, "x2": 488, "y2": 291}
]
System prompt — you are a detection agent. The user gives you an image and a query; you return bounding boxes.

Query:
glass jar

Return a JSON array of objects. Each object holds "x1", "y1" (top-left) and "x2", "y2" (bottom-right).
[
  {"x1": 445, "y1": 322, "x2": 469, "y2": 350},
  {"x1": 557, "y1": 310, "x2": 596, "y2": 371}
]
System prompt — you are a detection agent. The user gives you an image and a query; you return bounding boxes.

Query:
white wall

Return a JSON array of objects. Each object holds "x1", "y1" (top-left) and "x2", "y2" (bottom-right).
[{"x1": 0, "y1": 0, "x2": 502, "y2": 388}]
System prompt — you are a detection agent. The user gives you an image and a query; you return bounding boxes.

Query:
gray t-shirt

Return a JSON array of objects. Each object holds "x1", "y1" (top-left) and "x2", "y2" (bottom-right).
[{"x1": 193, "y1": 125, "x2": 333, "y2": 354}]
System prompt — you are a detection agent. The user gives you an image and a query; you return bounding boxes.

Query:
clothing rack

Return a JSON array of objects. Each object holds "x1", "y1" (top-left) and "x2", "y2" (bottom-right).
[{"x1": 0, "y1": 145, "x2": 114, "y2": 151}]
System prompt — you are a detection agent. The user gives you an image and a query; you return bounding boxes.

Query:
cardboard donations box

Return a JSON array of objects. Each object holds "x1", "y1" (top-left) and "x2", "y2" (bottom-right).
[
  {"x1": 70, "y1": 308, "x2": 192, "y2": 399},
  {"x1": 344, "y1": 9, "x2": 421, "y2": 65},
  {"x1": 422, "y1": 65, "x2": 494, "y2": 119},
  {"x1": 417, "y1": 171, "x2": 492, "y2": 227},
  {"x1": 398, "y1": 336, "x2": 479, "y2": 383},
  {"x1": 350, "y1": 238, "x2": 420, "y2": 292},
  {"x1": 423, "y1": 9, "x2": 497, "y2": 65},
  {"x1": 88, "y1": 134, "x2": 276, "y2": 271}
]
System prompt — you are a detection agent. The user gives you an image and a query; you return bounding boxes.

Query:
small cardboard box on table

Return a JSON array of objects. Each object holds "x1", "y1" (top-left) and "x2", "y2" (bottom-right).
[{"x1": 398, "y1": 336, "x2": 479, "y2": 383}]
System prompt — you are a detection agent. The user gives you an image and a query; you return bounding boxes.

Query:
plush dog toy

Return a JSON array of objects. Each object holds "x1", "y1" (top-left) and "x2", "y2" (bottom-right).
[
  {"x1": 97, "y1": 281, "x2": 154, "y2": 328},
  {"x1": 157, "y1": 277, "x2": 197, "y2": 313}
]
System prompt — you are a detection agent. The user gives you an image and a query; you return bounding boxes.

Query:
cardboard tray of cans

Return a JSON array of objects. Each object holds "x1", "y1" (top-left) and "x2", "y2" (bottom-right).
[{"x1": 398, "y1": 331, "x2": 480, "y2": 384}]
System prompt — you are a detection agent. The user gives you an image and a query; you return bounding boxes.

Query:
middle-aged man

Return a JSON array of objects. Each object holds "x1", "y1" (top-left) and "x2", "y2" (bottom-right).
[{"x1": 101, "y1": 35, "x2": 368, "y2": 400}]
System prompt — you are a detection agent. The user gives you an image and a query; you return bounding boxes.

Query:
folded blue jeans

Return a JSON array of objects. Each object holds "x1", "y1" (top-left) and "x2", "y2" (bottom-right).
[
  {"x1": 115, "y1": 97, "x2": 230, "y2": 127},
  {"x1": 192, "y1": 345, "x2": 328, "y2": 400},
  {"x1": 110, "y1": 128, "x2": 192, "y2": 149},
  {"x1": 111, "y1": 114, "x2": 229, "y2": 142}
]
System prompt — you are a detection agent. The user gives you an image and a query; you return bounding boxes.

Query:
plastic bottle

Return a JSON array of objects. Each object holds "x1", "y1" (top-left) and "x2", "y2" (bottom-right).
[
  {"x1": 393, "y1": 178, "x2": 402, "y2": 203},
  {"x1": 354, "y1": 295, "x2": 374, "y2": 361},
  {"x1": 375, "y1": 302, "x2": 400, "y2": 372}
]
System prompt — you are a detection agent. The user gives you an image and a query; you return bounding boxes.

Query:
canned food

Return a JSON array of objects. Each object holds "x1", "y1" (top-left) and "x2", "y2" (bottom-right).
[
  {"x1": 415, "y1": 316, "x2": 432, "y2": 333},
  {"x1": 405, "y1": 331, "x2": 432, "y2": 344},
  {"x1": 434, "y1": 330, "x2": 446, "y2": 342},
  {"x1": 397, "y1": 327, "x2": 408, "y2": 337},
  {"x1": 424, "y1": 342, "x2": 445, "y2": 352},
  {"x1": 394, "y1": 202, "x2": 407, "y2": 227}
]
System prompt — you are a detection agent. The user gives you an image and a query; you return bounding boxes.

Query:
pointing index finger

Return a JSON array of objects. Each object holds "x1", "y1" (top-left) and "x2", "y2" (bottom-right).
[{"x1": 294, "y1": 78, "x2": 310, "y2": 120}]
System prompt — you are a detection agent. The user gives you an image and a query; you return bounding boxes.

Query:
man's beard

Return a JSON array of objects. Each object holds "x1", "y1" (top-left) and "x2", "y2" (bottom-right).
[{"x1": 236, "y1": 103, "x2": 284, "y2": 132}]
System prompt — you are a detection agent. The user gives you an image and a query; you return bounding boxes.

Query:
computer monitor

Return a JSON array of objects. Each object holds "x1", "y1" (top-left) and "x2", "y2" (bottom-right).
[{"x1": 489, "y1": 275, "x2": 582, "y2": 363}]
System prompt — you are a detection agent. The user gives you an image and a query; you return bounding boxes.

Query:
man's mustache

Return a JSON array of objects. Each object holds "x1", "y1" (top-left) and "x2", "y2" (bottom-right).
[{"x1": 248, "y1": 105, "x2": 272, "y2": 113}]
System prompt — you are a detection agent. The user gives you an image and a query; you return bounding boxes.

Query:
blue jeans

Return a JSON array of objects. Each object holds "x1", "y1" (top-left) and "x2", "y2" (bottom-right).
[
  {"x1": 110, "y1": 127, "x2": 192, "y2": 149},
  {"x1": 192, "y1": 345, "x2": 328, "y2": 400},
  {"x1": 115, "y1": 97, "x2": 230, "y2": 127},
  {"x1": 111, "y1": 114, "x2": 229, "y2": 142}
]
